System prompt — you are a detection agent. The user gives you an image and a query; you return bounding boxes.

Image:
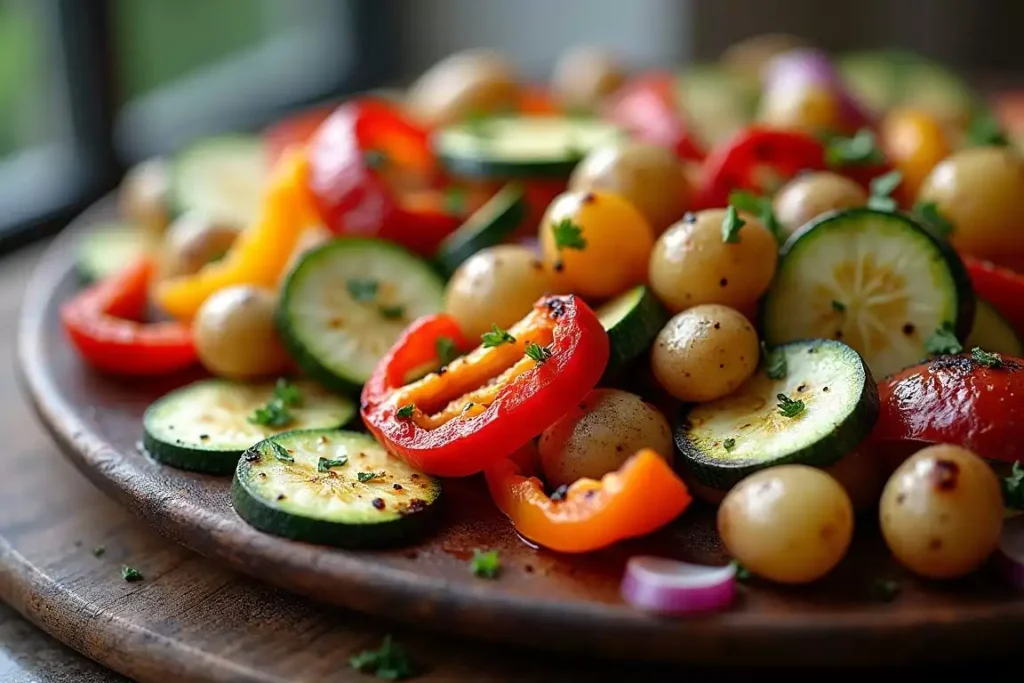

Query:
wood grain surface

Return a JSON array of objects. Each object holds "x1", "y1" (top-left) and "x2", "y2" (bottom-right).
[{"x1": 14, "y1": 208, "x2": 1024, "y2": 670}]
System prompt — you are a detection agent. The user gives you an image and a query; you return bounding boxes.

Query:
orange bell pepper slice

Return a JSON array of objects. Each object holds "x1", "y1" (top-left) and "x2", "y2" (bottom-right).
[
  {"x1": 154, "y1": 148, "x2": 318, "y2": 320},
  {"x1": 484, "y1": 445, "x2": 692, "y2": 553}
]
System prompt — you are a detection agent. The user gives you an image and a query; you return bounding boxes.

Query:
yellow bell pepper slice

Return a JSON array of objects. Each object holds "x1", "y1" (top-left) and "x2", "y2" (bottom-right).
[{"x1": 154, "y1": 148, "x2": 317, "y2": 320}]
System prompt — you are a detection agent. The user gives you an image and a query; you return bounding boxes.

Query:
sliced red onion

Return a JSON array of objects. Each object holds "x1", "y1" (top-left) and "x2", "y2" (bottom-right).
[
  {"x1": 621, "y1": 556, "x2": 736, "y2": 615},
  {"x1": 762, "y1": 48, "x2": 875, "y2": 130},
  {"x1": 997, "y1": 513, "x2": 1024, "y2": 588}
]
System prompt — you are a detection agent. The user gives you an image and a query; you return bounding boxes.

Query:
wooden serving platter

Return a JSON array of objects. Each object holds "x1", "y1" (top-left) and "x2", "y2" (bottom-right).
[{"x1": 17, "y1": 203, "x2": 1024, "y2": 666}]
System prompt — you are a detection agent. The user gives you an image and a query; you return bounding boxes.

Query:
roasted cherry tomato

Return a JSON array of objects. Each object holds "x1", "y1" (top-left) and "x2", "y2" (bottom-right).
[
  {"x1": 880, "y1": 107, "x2": 951, "y2": 199},
  {"x1": 604, "y1": 72, "x2": 705, "y2": 163},
  {"x1": 875, "y1": 353, "x2": 1024, "y2": 463},
  {"x1": 264, "y1": 104, "x2": 334, "y2": 166},
  {"x1": 361, "y1": 295, "x2": 609, "y2": 477},
  {"x1": 695, "y1": 126, "x2": 826, "y2": 209},
  {"x1": 964, "y1": 255, "x2": 1024, "y2": 336},
  {"x1": 485, "y1": 444, "x2": 691, "y2": 553},
  {"x1": 62, "y1": 257, "x2": 197, "y2": 375},
  {"x1": 516, "y1": 85, "x2": 561, "y2": 115}
]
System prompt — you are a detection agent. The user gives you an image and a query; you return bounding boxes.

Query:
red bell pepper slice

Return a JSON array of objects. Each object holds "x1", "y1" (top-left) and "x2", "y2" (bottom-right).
[
  {"x1": 61, "y1": 257, "x2": 197, "y2": 375},
  {"x1": 361, "y1": 295, "x2": 609, "y2": 477},
  {"x1": 307, "y1": 98, "x2": 461, "y2": 256},
  {"x1": 874, "y1": 353, "x2": 1024, "y2": 463},
  {"x1": 484, "y1": 444, "x2": 691, "y2": 553},
  {"x1": 695, "y1": 126, "x2": 827, "y2": 209},
  {"x1": 964, "y1": 255, "x2": 1024, "y2": 337},
  {"x1": 603, "y1": 72, "x2": 705, "y2": 162}
]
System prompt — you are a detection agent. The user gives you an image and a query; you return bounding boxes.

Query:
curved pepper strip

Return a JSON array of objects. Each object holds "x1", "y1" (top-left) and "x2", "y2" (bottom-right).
[
  {"x1": 361, "y1": 295, "x2": 609, "y2": 477},
  {"x1": 154, "y1": 149, "x2": 317, "y2": 320},
  {"x1": 964, "y1": 255, "x2": 1024, "y2": 336},
  {"x1": 61, "y1": 257, "x2": 197, "y2": 375},
  {"x1": 485, "y1": 445, "x2": 692, "y2": 553}
]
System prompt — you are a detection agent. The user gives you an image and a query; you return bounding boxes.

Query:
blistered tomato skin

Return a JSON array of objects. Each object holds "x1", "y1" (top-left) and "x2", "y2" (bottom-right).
[{"x1": 879, "y1": 444, "x2": 1003, "y2": 579}]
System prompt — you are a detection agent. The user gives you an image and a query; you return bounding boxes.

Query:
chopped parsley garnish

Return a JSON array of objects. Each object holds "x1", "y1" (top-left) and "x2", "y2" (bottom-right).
[
  {"x1": 870, "y1": 578, "x2": 901, "y2": 602},
  {"x1": 363, "y1": 149, "x2": 389, "y2": 170},
  {"x1": 269, "y1": 441, "x2": 295, "y2": 463},
  {"x1": 524, "y1": 342, "x2": 552, "y2": 364},
  {"x1": 435, "y1": 336, "x2": 459, "y2": 365},
  {"x1": 349, "y1": 634, "x2": 416, "y2": 681},
  {"x1": 723, "y1": 438, "x2": 736, "y2": 452},
  {"x1": 972, "y1": 346, "x2": 1003, "y2": 368},
  {"x1": 728, "y1": 190, "x2": 783, "y2": 244},
  {"x1": 867, "y1": 170, "x2": 903, "y2": 212},
  {"x1": 966, "y1": 112, "x2": 1009, "y2": 148},
  {"x1": 762, "y1": 342, "x2": 787, "y2": 380},
  {"x1": 121, "y1": 566, "x2": 144, "y2": 582},
  {"x1": 721, "y1": 205, "x2": 746, "y2": 243},
  {"x1": 92, "y1": 545, "x2": 105, "y2": 557},
  {"x1": 470, "y1": 549, "x2": 501, "y2": 579},
  {"x1": 825, "y1": 128, "x2": 885, "y2": 167},
  {"x1": 481, "y1": 323, "x2": 516, "y2": 348},
  {"x1": 776, "y1": 393, "x2": 806, "y2": 418},
  {"x1": 273, "y1": 378, "x2": 302, "y2": 407},
  {"x1": 347, "y1": 278, "x2": 380, "y2": 302},
  {"x1": 317, "y1": 456, "x2": 349, "y2": 473},
  {"x1": 442, "y1": 186, "x2": 467, "y2": 215},
  {"x1": 378, "y1": 304, "x2": 405, "y2": 320},
  {"x1": 731, "y1": 560, "x2": 751, "y2": 582},
  {"x1": 1002, "y1": 461, "x2": 1024, "y2": 510},
  {"x1": 913, "y1": 200, "x2": 954, "y2": 239},
  {"x1": 248, "y1": 380, "x2": 302, "y2": 428},
  {"x1": 463, "y1": 111, "x2": 496, "y2": 139},
  {"x1": 396, "y1": 404, "x2": 415, "y2": 419},
  {"x1": 925, "y1": 321, "x2": 962, "y2": 356},
  {"x1": 357, "y1": 471, "x2": 383, "y2": 483},
  {"x1": 831, "y1": 300, "x2": 846, "y2": 313},
  {"x1": 551, "y1": 218, "x2": 587, "y2": 251}
]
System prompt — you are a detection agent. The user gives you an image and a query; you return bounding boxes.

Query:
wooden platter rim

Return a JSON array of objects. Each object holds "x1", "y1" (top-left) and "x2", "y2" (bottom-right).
[{"x1": 16, "y1": 203, "x2": 1024, "y2": 666}]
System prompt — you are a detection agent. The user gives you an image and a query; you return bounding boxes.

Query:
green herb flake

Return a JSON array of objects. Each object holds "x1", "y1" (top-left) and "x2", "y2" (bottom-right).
[
  {"x1": 867, "y1": 170, "x2": 903, "y2": 213},
  {"x1": 913, "y1": 200, "x2": 954, "y2": 239},
  {"x1": 1003, "y1": 461, "x2": 1024, "y2": 510},
  {"x1": 761, "y1": 342, "x2": 787, "y2": 380},
  {"x1": 481, "y1": 323, "x2": 516, "y2": 348},
  {"x1": 524, "y1": 342, "x2": 552, "y2": 364},
  {"x1": 273, "y1": 378, "x2": 302, "y2": 407},
  {"x1": 831, "y1": 300, "x2": 846, "y2": 313},
  {"x1": 551, "y1": 218, "x2": 587, "y2": 251},
  {"x1": 92, "y1": 545, "x2": 106, "y2": 558},
  {"x1": 870, "y1": 578, "x2": 901, "y2": 602},
  {"x1": 349, "y1": 634, "x2": 416, "y2": 681},
  {"x1": 248, "y1": 401, "x2": 293, "y2": 428},
  {"x1": 269, "y1": 441, "x2": 295, "y2": 464},
  {"x1": 463, "y1": 111, "x2": 496, "y2": 139},
  {"x1": 442, "y1": 186, "x2": 467, "y2": 216},
  {"x1": 435, "y1": 336, "x2": 459, "y2": 365},
  {"x1": 121, "y1": 566, "x2": 144, "y2": 582},
  {"x1": 378, "y1": 304, "x2": 405, "y2": 320},
  {"x1": 470, "y1": 549, "x2": 501, "y2": 579},
  {"x1": 357, "y1": 471, "x2": 383, "y2": 483},
  {"x1": 925, "y1": 321, "x2": 963, "y2": 356},
  {"x1": 776, "y1": 393, "x2": 806, "y2": 418},
  {"x1": 731, "y1": 560, "x2": 751, "y2": 582},
  {"x1": 723, "y1": 438, "x2": 736, "y2": 452},
  {"x1": 721, "y1": 205, "x2": 746, "y2": 243},
  {"x1": 396, "y1": 404, "x2": 415, "y2": 419},
  {"x1": 972, "y1": 346, "x2": 1003, "y2": 368},
  {"x1": 363, "y1": 149, "x2": 389, "y2": 170},
  {"x1": 347, "y1": 278, "x2": 380, "y2": 302},
  {"x1": 826, "y1": 128, "x2": 885, "y2": 167},
  {"x1": 317, "y1": 456, "x2": 349, "y2": 473},
  {"x1": 728, "y1": 190, "x2": 783, "y2": 244},
  {"x1": 967, "y1": 113, "x2": 1009, "y2": 148}
]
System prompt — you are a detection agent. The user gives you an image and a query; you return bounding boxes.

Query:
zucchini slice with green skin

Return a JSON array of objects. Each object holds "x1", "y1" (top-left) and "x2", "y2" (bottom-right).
[
  {"x1": 597, "y1": 286, "x2": 669, "y2": 375},
  {"x1": 143, "y1": 379, "x2": 355, "y2": 475},
  {"x1": 761, "y1": 208, "x2": 974, "y2": 379},
  {"x1": 675, "y1": 339, "x2": 879, "y2": 489},
  {"x1": 77, "y1": 222, "x2": 153, "y2": 283},
  {"x1": 231, "y1": 429, "x2": 442, "y2": 548},
  {"x1": 434, "y1": 183, "x2": 527, "y2": 275},
  {"x1": 967, "y1": 297, "x2": 1024, "y2": 357},
  {"x1": 171, "y1": 135, "x2": 267, "y2": 227},
  {"x1": 434, "y1": 115, "x2": 624, "y2": 178},
  {"x1": 277, "y1": 238, "x2": 445, "y2": 394}
]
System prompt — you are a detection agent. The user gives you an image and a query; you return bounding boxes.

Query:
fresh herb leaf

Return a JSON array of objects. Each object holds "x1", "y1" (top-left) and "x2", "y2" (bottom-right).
[
  {"x1": 913, "y1": 201, "x2": 955, "y2": 239},
  {"x1": 347, "y1": 278, "x2": 380, "y2": 302},
  {"x1": 728, "y1": 190, "x2": 783, "y2": 244},
  {"x1": 867, "y1": 195, "x2": 898, "y2": 212},
  {"x1": 776, "y1": 393, "x2": 806, "y2": 418},
  {"x1": 762, "y1": 342, "x2": 787, "y2": 380},
  {"x1": 723, "y1": 438, "x2": 736, "y2": 452},
  {"x1": 524, "y1": 342, "x2": 552, "y2": 364},
  {"x1": 470, "y1": 549, "x2": 501, "y2": 579},
  {"x1": 317, "y1": 456, "x2": 349, "y2": 473},
  {"x1": 248, "y1": 400, "x2": 293, "y2": 428},
  {"x1": 396, "y1": 404, "x2": 415, "y2": 419},
  {"x1": 870, "y1": 578, "x2": 901, "y2": 602},
  {"x1": 349, "y1": 634, "x2": 416, "y2": 681},
  {"x1": 121, "y1": 566, "x2": 144, "y2": 582},
  {"x1": 378, "y1": 304, "x2": 405, "y2": 320},
  {"x1": 721, "y1": 205, "x2": 746, "y2": 243},
  {"x1": 92, "y1": 545, "x2": 105, "y2": 557},
  {"x1": 357, "y1": 471, "x2": 383, "y2": 483},
  {"x1": 967, "y1": 112, "x2": 1009, "y2": 147},
  {"x1": 551, "y1": 218, "x2": 587, "y2": 251},
  {"x1": 867, "y1": 170, "x2": 903, "y2": 212},
  {"x1": 972, "y1": 346, "x2": 1003, "y2": 368},
  {"x1": 435, "y1": 336, "x2": 459, "y2": 365},
  {"x1": 1002, "y1": 461, "x2": 1024, "y2": 510},
  {"x1": 731, "y1": 560, "x2": 751, "y2": 582},
  {"x1": 925, "y1": 321, "x2": 962, "y2": 356},
  {"x1": 826, "y1": 128, "x2": 885, "y2": 167},
  {"x1": 363, "y1": 149, "x2": 389, "y2": 170},
  {"x1": 831, "y1": 300, "x2": 846, "y2": 313},
  {"x1": 442, "y1": 186, "x2": 467, "y2": 215},
  {"x1": 269, "y1": 441, "x2": 295, "y2": 463},
  {"x1": 463, "y1": 111, "x2": 495, "y2": 139},
  {"x1": 273, "y1": 378, "x2": 302, "y2": 407},
  {"x1": 480, "y1": 323, "x2": 516, "y2": 348}
]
